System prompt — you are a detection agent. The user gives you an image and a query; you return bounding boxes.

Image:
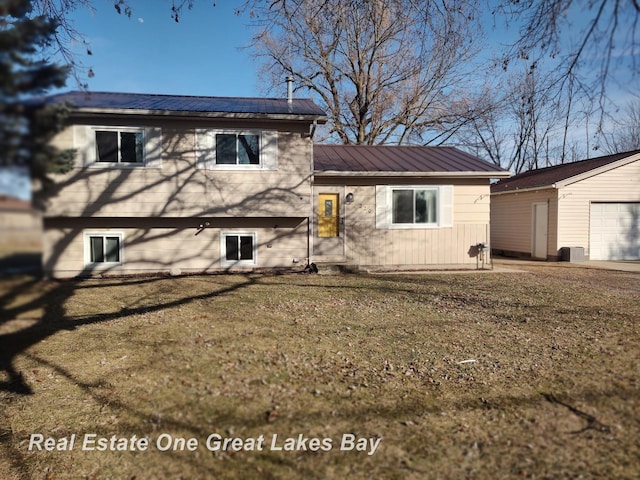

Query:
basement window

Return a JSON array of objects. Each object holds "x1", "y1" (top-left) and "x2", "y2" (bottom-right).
[
  {"x1": 221, "y1": 232, "x2": 257, "y2": 266},
  {"x1": 84, "y1": 232, "x2": 124, "y2": 266}
]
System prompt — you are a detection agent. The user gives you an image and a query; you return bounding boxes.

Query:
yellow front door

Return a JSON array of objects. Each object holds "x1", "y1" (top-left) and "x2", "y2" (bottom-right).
[{"x1": 318, "y1": 193, "x2": 339, "y2": 237}]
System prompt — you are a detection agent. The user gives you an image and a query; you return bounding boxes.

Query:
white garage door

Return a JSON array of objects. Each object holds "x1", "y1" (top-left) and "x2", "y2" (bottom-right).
[{"x1": 589, "y1": 203, "x2": 640, "y2": 260}]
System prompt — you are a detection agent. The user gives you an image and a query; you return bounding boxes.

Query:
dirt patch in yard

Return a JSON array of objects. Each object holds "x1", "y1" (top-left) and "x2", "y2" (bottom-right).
[{"x1": 0, "y1": 266, "x2": 638, "y2": 479}]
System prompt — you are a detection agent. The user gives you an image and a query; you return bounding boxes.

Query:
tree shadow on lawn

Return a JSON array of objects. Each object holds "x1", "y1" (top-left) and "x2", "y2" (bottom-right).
[
  {"x1": 0, "y1": 273, "x2": 261, "y2": 395},
  {"x1": 1, "y1": 272, "x2": 634, "y2": 478},
  {"x1": 0, "y1": 252, "x2": 42, "y2": 275},
  {"x1": 0, "y1": 271, "x2": 446, "y2": 396}
]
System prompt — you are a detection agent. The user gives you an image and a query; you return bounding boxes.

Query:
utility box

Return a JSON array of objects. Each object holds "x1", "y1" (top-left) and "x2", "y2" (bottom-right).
[{"x1": 561, "y1": 247, "x2": 584, "y2": 262}]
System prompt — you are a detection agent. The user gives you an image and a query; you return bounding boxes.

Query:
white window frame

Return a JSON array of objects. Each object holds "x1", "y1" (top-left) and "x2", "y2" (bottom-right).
[
  {"x1": 220, "y1": 232, "x2": 257, "y2": 267},
  {"x1": 94, "y1": 127, "x2": 145, "y2": 165},
  {"x1": 83, "y1": 231, "x2": 124, "y2": 268},
  {"x1": 390, "y1": 187, "x2": 440, "y2": 227},
  {"x1": 215, "y1": 131, "x2": 261, "y2": 166},
  {"x1": 376, "y1": 185, "x2": 453, "y2": 229},
  {"x1": 73, "y1": 125, "x2": 162, "y2": 169},
  {"x1": 196, "y1": 129, "x2": 277, "y2": 171}
]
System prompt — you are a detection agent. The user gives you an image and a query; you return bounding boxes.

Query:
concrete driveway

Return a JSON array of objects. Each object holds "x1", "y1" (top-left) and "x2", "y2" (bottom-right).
[
  {"x1": 493, "y1": 257, "x2": 640, "y2": 273},
  {"x1": 579, "y1": 260, "x2": 640, "y2": 272}
]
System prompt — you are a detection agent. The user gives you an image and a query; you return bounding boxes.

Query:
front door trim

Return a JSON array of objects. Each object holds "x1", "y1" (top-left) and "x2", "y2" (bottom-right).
[{"x1": 313, "y1": 188, "x2": 346, "y2": 260}]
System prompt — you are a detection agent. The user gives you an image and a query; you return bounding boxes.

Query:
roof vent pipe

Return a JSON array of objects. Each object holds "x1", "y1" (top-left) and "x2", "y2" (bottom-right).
[{"x1": 286, "y1": 76, "x2": 294, "y2": 105}]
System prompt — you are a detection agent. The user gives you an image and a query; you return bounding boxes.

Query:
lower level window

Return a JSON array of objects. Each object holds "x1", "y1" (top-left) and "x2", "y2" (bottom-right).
[
  {"x1": 222, "y1": 233, "x2": 256, "y2": 266},
  {"x1": 84, "y1": 232, "x2": 123, "y2": 265}
]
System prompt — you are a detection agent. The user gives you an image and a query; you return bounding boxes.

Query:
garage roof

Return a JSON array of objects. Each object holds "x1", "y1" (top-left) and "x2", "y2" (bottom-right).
[
  {"x1": 314, "y1": 144, "x2": 510, "y2": 178},
  {"x1": 492, "y1": 150, "x2": 640, "y2": 193}
]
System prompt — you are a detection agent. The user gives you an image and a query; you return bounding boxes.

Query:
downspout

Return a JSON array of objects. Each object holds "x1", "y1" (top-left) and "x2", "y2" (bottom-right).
[
  {"x1": 308, "y1": 139, "x2": 314, "y2": 268},
  {"x1": 307, "y1": 216, "x2": 311, "y2": 267}
]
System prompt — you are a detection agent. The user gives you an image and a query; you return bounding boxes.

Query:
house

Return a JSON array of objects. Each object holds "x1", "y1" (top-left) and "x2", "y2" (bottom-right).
[
  {"x1": 312, "y1": 145, "x2": 510, "y2": 270},
  {"x1": 40, "y1": 91, "x2": 510, "y2": 278},
  {"x1": 41, "y1": 91, "x2": 326, "y2": 277},
  {"x1": 490, "y1": 150, "x2": 640, "y2": 261}
]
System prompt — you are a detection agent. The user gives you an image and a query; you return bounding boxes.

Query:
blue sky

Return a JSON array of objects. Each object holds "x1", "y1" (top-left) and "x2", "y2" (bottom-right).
[
  {"x1": 54, "y1": 2, "x2": 263, "y2": 97},
  {"x1": 1, "y1": 2, "x2": 636, "y2": 200},
  {"x1": 2, "y1": 2, "x2": 264, "y2": 200}
]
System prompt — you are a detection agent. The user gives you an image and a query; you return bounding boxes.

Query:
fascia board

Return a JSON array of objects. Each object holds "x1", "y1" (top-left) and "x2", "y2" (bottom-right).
[
  {"x1": 491, "y1": 185, "x2": 557, "y2": 196},
  {"x1": 70, "y1": 107, "x2": 327, "y2": 123}
]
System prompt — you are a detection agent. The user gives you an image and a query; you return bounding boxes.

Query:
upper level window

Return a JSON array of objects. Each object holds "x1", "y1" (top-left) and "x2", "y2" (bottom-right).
[
  {"x1": 72, "y1": 126, "x2": 162, "y2": 168},
  {"x1": 196, "y1": 129, "x2": 277, "y2": 170},
  {"x1": 96, "y1": 130, "x2": 144, "y2": 164},
  {"x1": 216, "y1": 133, "x2": 260, "y2": 165}
]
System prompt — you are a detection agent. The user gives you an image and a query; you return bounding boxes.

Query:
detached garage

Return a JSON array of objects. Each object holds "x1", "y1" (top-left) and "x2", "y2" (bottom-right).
[{"x1": 491, "y1": 150, "x2": 640, "y2": 261}]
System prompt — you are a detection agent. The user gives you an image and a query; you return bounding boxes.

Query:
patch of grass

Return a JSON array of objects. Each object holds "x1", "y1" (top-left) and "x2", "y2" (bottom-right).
[{"x1": 1, "y1": 266, "x2": 639, "y2": 479}]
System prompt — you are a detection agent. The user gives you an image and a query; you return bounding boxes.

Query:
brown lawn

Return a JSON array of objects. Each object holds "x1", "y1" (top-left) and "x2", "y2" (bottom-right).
[{"x1": 0, "y1": 264, "x2": 638, "y2": 479}]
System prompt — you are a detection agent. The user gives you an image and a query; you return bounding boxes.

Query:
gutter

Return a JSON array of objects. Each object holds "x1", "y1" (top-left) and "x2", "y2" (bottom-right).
[
  {"x1": 315, "y1": 170, "x2": 511, "y2": 179},
  {"x1": 490, "y1": 184, "x2": 557, "y2": 196}
]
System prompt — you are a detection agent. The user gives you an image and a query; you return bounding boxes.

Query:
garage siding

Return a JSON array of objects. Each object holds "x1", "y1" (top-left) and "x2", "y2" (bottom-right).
[
  {"x1": 490, "y1": 189, "x2": 557, "y2": 258},
  {"x1": 559, "y1": 160, "x2": 640, "y2": 258}
]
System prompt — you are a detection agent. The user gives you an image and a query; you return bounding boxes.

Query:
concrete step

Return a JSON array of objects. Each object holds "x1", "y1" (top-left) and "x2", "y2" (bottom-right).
[{"x1": 313, "y1": 263, "x2": 358, "y2": 275}]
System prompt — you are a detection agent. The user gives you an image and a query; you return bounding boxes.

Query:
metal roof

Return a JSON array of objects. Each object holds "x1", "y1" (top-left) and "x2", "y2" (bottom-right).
[
  {"x1": 38, "y1": 91, "x2": 327, "y2": 119},
  {"x1": 314, "y1": 144, "x2": 510, "y2": 177},
  {"x1": 491, "y1": 150, "x2": 640, "y2": 193}
]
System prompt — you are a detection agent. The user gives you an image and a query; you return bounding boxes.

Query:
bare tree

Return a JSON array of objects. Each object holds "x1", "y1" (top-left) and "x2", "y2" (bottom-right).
[
  {"x1": 455, "y1": 65, "x2": 579, "y2": 173},
  {"x1": 495, "y1": 0, "x2": 640, "y2": 125},
  {"x1": 31, "y1": 0, "x2": 95, "y2": 86},
  {"x1": 603, "y1": 97, "x2": 640, "y2": 153},
  {"x1": 248, "y1": 0, "x2": 483, "y2": 145},
  {"x1": 32, "y1": 0, "x2": 201, "y2": 86}
]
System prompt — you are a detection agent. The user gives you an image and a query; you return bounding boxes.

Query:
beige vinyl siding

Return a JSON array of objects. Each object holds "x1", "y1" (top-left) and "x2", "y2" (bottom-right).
[
  {"x1": 335, "y1": 181, "x2": 491, "y2": 267},
  {"x1": 47, "y1": 123, "x2": 312, "y2": 218},
  {"x1": 43, "y1": 218, "x2": 308, "y2": 278},
  {"x1": 557, "y1": 160, "x2": 640, "y2": 257},
  {"x1": 490, "y1": 189, "x2": 558, "y2": 258},
  {"x1": 362, "y1": 224, "x2": 489, "y2": 266}
]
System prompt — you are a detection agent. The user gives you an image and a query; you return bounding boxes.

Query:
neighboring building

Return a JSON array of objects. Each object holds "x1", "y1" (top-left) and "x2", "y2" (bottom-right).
[
  {"x1": 40, "y1": 91, "x2": 509, "y2": 278},
  {"x1": 0, "y1": 195, "x2": 42, "y2": 249},
  {"x1": 490, "y1": 151, "x2": 640, "y2": 261}
]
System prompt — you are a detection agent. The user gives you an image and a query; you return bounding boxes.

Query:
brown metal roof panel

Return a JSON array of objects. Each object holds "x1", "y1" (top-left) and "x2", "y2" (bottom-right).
[
  {"x1": 491, "y1": 150, "x2": 640, "y2": 193},
  {"x1": 314, "y1": 145, "x2": 507, "y2": 174}
]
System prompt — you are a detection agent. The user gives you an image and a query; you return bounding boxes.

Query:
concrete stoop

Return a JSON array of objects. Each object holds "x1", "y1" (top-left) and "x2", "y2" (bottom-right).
[{"x1": 314, "y1": 263, "x2": 360, "y2": 275}]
